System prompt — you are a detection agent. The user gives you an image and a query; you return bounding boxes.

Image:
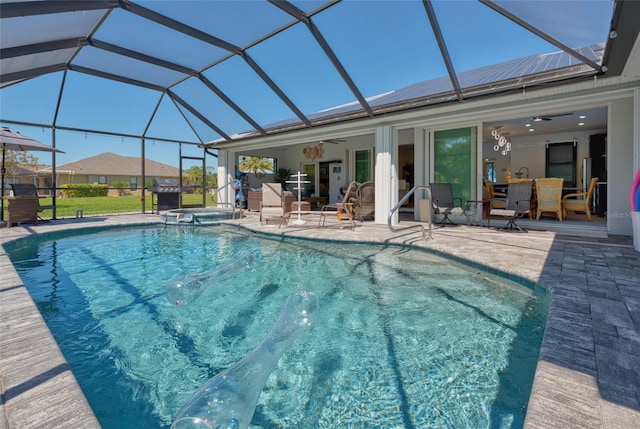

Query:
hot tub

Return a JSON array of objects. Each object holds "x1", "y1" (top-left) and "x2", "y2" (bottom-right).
[{"x1": 160, "y1": 207, "x2": 238, "y2": 225}]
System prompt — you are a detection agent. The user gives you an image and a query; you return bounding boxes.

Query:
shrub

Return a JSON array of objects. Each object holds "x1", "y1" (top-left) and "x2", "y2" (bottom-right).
[
  {"x1": 60, "y1": 184, "x2": 109, "y2": 198},
  {"x1": 111, "y1": 181, "x2": 130, "y2": 196}
]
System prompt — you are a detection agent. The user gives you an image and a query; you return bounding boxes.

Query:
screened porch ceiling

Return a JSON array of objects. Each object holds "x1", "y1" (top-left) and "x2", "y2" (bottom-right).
[{"x1": 1, "y1": 0, "x2": 639, "y2": 149}]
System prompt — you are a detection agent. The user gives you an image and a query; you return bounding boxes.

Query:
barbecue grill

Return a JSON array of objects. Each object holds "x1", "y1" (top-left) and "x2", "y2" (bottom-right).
[{"x1": 149, "y1": 178, "x2": 188, "y2": 212}]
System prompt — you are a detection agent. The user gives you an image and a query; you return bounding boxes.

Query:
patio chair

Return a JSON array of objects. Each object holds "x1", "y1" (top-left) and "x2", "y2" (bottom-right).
[
  {"x1": 429, "y1": 183, "x2": 464, "y2": 225},
  {"x1": 353, "y1": 180, "x2": 375, "y2": 221},
  {"x1": 259, "y1": 183, "x2": 284, "y2": 225},
  {"x1": 488, "y1": 181, "x2": 533, "y2": 231},
  {"x1": 563, "y1": 177, "x2": 598, "y2": 221},
  {"x1": 319, "y1": 181, "x2": 357, "y2": 229},
  {"x1": 9, "y1": 183, "x2": 55, "y2": 219},
  {"x1": 535, "y1": 177, "x2": 564, "y2": 221}
]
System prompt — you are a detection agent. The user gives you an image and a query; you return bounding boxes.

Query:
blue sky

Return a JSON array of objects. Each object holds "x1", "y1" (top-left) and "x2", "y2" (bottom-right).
[{"x1": 0, "y1": 0, "x2": 613, "y2": 169}]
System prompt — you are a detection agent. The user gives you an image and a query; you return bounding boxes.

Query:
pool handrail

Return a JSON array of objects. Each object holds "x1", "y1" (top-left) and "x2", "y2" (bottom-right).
[
  {"x1": 210, "y1": 174, "x2": 242, "y2": 220},
  {"x1": 388, "y1": 185, "x2": 432, "y2": 241}
]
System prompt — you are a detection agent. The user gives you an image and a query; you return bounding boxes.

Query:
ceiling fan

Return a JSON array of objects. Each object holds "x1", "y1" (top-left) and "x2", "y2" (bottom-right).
[
  {"x1": 318, "y1": 138, "x2": 345, "y2": 144},
  {"x1": 530, "y1": 112, "x2": 573, "y2": 122}
]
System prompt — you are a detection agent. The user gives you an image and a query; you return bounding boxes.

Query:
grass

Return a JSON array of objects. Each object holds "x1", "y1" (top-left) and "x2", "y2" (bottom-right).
[{"x1": 3, "y1": 193, "x2": 212, "y2": 219}]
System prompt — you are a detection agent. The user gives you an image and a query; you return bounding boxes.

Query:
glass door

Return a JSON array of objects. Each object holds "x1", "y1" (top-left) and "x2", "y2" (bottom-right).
[
  {"x1": 301, "y1": 163, "x2": 316, "y2": 197},
  {"x1": 432, "y1": 127, "x2": 477, "y2": 202}
]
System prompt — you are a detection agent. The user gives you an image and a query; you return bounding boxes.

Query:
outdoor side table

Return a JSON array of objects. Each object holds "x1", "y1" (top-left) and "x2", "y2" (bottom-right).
[{"x1": 465, "y1": 199, "x2": 487, "y2": 226}]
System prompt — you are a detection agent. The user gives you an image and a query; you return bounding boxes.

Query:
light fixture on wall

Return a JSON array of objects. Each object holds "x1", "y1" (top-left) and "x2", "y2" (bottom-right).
[
  {"x1": 492, "y1": 127, "x2": 511, "y2": 156},
  {"x1": 303, "y1": 142, "x2": 325, "y2": 161}
]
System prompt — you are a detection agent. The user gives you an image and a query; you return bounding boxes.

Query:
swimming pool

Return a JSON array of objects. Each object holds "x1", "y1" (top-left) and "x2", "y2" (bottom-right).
[{"x1": 6, "y1": 225, "x2": 549, "y2": 429}]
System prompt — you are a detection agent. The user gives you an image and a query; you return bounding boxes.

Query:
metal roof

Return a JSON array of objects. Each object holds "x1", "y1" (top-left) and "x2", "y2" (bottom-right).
[{"x1": 1, "y1": 0, "x2": 638, "y2": 147}]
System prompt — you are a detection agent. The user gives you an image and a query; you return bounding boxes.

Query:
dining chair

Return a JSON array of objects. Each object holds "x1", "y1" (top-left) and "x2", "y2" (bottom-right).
[
  {"x1": 535, "y1": 178, "x2": 564, "y2": 221},
  {"x1": 563, "y1": 177, "x2": 598, "y2": 221}
]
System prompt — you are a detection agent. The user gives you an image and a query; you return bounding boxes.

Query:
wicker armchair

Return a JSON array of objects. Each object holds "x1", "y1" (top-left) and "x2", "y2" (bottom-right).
[
  {"x1": 535, "y1": 178, "x2": 564, "y2": 221},
  {"x1": 563, "y1": 177, "x2": 598, "y2": 221},
  {"x1": 353, "y1": 181, "x2": 375, "y2": 221}
]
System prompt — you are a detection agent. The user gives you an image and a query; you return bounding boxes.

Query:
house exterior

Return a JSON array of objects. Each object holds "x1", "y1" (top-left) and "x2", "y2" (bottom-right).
[
  {"x1": 36, "y1": 152, "x2": 183, "y2": 196},
  {"x1": 212, "y1": 49, "x2": 640, "y2": 237}
]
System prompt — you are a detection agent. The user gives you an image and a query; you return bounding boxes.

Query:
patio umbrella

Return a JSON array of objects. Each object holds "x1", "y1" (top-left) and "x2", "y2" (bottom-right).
[{"x1": 1, "y1": 127, "x2": 64, "y2": 222}]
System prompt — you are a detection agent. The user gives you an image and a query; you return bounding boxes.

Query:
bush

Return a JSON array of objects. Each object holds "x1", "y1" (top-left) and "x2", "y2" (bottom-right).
[
  {"x1": 111, "y1": 181, "x2": 130, "y2": 196},
  {"x1": 60, "y1": 184, "x2": 109, "y2": 198}
]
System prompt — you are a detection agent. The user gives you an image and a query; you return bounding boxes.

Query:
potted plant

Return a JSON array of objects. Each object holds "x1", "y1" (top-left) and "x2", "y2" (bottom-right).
[{"x1": 275, "y1": 168, "x2": 292, "y2": 190}]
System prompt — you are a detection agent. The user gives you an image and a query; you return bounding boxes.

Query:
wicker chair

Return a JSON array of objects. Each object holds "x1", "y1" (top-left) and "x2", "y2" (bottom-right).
[
  {"x1": 9, "y1": 183, "x2": 55, "y2": 219},
  {"x1": 484, "y1": 180, "x2": 506, "y2": 209},
  {"x1": 489, "y1": 181, "x2": 533, "y2": 231},
  {"x1": 535, "y1": 178, "x2": 564, "y2": 221},
  {"x1": 353, "y1": 181, "x2": 375, "y2": 221},
  {"x1": 563, "y1": 177, "x2": 598, "y2": 221}
]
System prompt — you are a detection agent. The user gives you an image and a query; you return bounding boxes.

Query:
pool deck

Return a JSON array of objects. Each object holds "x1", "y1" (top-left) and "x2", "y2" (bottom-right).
[{"x1": 1, "y1": 212, "x2": 639, "y2": 428}]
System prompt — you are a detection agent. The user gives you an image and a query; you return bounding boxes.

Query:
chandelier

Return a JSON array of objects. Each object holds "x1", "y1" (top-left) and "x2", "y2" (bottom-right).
[{"x1": 492, "y1": 127, "x2": 511, "y2": 156}]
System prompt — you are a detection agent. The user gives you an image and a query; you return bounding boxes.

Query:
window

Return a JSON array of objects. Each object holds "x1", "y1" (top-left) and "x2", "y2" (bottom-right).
[
  {"x1": 130, "y1": 177, "x2": 137, "y2": 191},
  {"x1": 354, "y1": 149, "x2": 372, "y2": 183},
  {"x1": 98, "y1": 176, "x2": 107, "y2": 184},
  {"x1": 484, "y1": 161, "x2": 497, "y2": 182},
  {"x1": 546, "y1": 142, "x2": 576, "y2": 187}
]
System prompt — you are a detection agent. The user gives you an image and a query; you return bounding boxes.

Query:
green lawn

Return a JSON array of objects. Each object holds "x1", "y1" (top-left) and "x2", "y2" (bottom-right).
[{"x1": 3, "y1": 193, "x2": 212, "y2": 219}]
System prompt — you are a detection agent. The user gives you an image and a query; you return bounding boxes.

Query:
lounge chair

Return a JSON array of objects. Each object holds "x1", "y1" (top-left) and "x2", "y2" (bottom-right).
[
  {"x1": 430, "y1": 183, "x2": 464, "y2": 225},
  {"x1": 9, "y1": 183, "x2": 55, "y2": 219},
  {"x1": 259, "y1": 183, "x2": 284, "y2": 225},
  {"x1": 319, "y1": 181, "x2": 357, "y2": 229},
  {"x1": 488, "y1": 181, "x2": 533, "y2": 231}
]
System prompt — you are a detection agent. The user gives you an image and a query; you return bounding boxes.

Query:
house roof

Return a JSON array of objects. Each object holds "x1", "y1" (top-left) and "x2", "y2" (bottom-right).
[{"x1": 37, "y1": 152, "x2": 181, "y2": 177}]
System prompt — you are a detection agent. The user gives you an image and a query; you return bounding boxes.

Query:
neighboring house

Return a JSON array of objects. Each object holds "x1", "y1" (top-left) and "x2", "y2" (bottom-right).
[
  {"x1": 1, "y1": 165, "x2": 37, "y2": 196},
  {"x1": 36, "y1": 152, "x2": 183, "y2": 196}
]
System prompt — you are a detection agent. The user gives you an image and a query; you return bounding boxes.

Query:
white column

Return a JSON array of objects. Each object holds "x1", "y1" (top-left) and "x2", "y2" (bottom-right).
[
  {"x1": 414, "y1": 127, "x2": 427, "y2": 221},
  {"x1": 217, "y1": 150, "x2": 231, "y2": 205},
  {"x1": 375, "y1": 125, "x2": 393, "y2": 224}
]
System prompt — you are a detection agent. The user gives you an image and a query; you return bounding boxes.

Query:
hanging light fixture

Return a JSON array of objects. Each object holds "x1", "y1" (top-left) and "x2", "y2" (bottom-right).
[{"x1": 492, "y1": 127, "x2": 511, "y2": 156}]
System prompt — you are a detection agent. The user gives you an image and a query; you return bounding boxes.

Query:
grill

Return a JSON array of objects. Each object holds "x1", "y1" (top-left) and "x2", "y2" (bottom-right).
[{"x1": 149, "y1": 178, "x2": 187, "y2": 211}]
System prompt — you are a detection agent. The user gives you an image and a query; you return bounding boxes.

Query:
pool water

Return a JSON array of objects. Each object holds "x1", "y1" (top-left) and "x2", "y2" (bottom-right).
[{"x1": 7, "y1": 226, "x2": 549, "y2": 429}]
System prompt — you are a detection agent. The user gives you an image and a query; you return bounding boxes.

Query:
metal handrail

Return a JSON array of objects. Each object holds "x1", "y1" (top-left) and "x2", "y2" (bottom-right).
[
  {"x1": 210, "y1": 174, "x2": 235, "y2": 201},
  {"x1": 388, "y1": 185, "x2": 432, "y2": 240},
  {"x1": 210, "y1": 174, "x2": 242, "y2": 220}
]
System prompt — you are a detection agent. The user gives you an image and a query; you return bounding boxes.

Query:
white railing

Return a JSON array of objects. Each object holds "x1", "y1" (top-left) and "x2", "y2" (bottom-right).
[{"x1": 387, "y1": 185, "x2": 432, "y2": 240}]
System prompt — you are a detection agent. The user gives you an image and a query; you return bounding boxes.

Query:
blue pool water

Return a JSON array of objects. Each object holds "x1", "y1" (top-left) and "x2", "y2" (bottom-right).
[{"x1": 7, "y1": 225, "x2": 549, "y2": 429}]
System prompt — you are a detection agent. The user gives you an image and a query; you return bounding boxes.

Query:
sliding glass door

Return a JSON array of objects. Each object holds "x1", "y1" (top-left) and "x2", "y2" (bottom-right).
[{"x1": 433, "y1": 127, "x2": 477, "y2": 202}]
